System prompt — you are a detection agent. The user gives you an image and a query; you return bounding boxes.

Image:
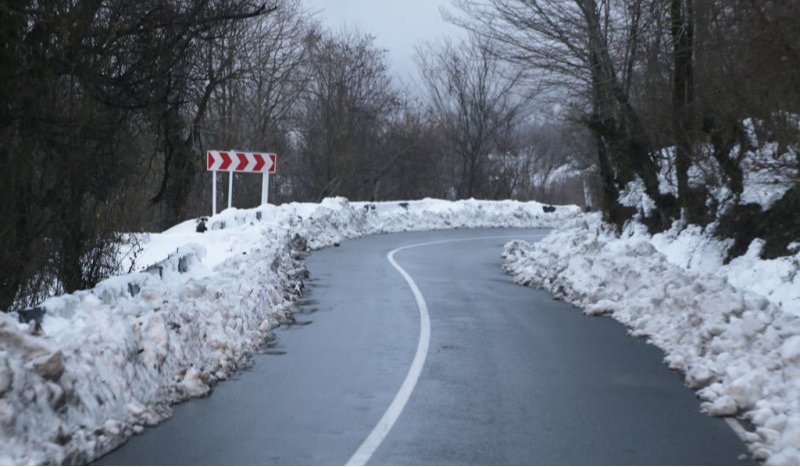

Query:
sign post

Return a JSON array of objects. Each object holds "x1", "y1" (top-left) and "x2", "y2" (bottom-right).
[
  {"x1": 207, "y1": 150, "x2": 277, "y2": 216},
  {"x1": 261, "y1": 168, "x2": 276, "y2": 205},
  {"x1": 228, "y1": 171, "x2": 234, "y2": 210},
  {"x1": 212, "y1": 171, "x2": 217, "y2": 215}
]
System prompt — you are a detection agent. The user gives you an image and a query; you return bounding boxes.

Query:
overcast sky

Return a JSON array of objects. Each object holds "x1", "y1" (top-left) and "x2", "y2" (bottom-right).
[{"x1": 301, "y1": 0, "x2": 467, "y2": 89}]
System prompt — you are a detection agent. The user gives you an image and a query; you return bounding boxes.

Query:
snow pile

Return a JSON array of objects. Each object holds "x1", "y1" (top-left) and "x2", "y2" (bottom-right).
[
  {"x1": 503, "y1": 213, "x2": 800, "y2": 464},
  {"x1": 1, "y1": 237, "x2": 304, "y2": 465},
  {"x1": 1, "y1": 198, "x2": 578, "y2": 465},
  {"x1": 612, "y1": 117, "x2": 800, "y2": 317},
  {"x1": 650, "y1": 224, "x2": 800, "y2": 316}
]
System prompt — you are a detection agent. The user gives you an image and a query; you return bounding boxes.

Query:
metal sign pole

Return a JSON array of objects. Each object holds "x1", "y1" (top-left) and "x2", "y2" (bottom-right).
[
  {"x1": 261, "y1": 171, "x2": 269, "y2": 206},
  {"x1": 228, "y1": 170, "x2": 234, "y2": 210},
  {"x1": 212, "y1": 171, "x2": 217, "y2": 216}
]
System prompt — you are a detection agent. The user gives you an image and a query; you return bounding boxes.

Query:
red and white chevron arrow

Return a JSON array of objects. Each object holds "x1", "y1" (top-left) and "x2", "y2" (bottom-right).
[{"x1": 207, "y1": 151, "x2": 277, "y2": 173}]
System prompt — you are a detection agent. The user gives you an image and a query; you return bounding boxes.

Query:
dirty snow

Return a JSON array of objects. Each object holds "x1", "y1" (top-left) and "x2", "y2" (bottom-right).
[
  {"x1": 0, "y1": 198, "x2": 578, "y2": 465},
  {"x1": 503, "y1": 213, "x2": 800, "y2": 465}
]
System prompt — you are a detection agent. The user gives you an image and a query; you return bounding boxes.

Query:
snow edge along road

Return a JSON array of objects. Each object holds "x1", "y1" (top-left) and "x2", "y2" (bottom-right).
[{"x1": 346, "y1": 234, "x2": 547, "y2": 466}]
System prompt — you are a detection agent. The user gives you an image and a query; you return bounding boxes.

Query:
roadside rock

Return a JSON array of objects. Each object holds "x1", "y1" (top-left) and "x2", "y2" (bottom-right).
[
  {"x1": 290, "y1": 233, "x2": 308, "y2": 256},
  {"x1": 32, "y1": 352, "x2": 65, "y2": 382}
]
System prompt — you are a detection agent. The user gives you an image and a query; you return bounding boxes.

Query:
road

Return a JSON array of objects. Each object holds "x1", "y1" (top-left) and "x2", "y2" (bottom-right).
[{"x1": 97, "y1": 228, "x2": 751, "y2": 465}]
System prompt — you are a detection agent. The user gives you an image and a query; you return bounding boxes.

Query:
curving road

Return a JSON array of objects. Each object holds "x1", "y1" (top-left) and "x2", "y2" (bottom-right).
[{"x1": 97, "y1": 228, "x2": 751, "y2": 465}]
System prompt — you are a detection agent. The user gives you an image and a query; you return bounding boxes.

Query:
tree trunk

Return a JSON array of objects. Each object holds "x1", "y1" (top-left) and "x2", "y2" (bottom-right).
[
  {"x1": 671, "y1": 0, "x2": 704, "y2": 224},
  {"x1": 59, "y1": 181, "x2": 85, "y2": 293},
  {"x1": 581, "y1": 0, "x2": 677, "y2": 231}
]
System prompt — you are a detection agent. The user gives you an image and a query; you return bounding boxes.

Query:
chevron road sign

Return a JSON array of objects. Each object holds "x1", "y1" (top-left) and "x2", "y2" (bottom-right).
[
  {"x1": 206, "y1": 150, "x2": 278, "y2": 215},
  {"x1": 206, "y1": 151, "x2": 277, "y2": 173}
]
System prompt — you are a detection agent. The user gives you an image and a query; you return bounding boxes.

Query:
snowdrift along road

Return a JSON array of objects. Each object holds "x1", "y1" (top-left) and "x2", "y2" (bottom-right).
[{"x1": 0, "y1": 198, "x2": 578, "y2": 465}]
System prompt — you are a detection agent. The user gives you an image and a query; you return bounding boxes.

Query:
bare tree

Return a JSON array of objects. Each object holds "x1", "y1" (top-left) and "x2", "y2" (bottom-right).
[
  {"x1": 453, "y1": 0, "x2": 800, "y2": 257},
  {"x1": 197, "y1": 0, "x2": 311, "y2": 208},
  {"x1": 293, "y1": 29, "x2": 400, "y2": 201},
  {"x1": 0, "y1": 0, "x2": 274, "y2": 309},
  {"x1": 452, "y1": 0, "x2": 678, "y2": 228},
  {"x1": 144, "y1": 1, "x2": 275, "y2": 224},
  {"x1": 417, "y1": 35, "x2": 533, "y2": 199}
]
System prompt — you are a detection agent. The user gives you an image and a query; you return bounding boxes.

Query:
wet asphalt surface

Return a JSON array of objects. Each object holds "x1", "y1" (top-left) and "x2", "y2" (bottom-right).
[{"x1": 97, "y1": 228, "x2": 752, "y2": 465}]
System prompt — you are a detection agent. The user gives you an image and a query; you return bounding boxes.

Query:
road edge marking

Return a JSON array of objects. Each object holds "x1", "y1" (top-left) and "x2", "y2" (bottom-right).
[
  {"x1": 345, "y1": 234, "x2": 547, "y2": 466},
  {"x1": 345, "y1": 244, "x2": 431, "y2": 467}
]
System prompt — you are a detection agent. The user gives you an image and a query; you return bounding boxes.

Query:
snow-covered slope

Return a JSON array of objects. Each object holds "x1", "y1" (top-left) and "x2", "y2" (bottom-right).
[
  {"x1": 1, "y1": 198, "x2": 578, "y2": 466},
  {"x1": 503, "y1": 214, "x2": 800, "y2": 465}
]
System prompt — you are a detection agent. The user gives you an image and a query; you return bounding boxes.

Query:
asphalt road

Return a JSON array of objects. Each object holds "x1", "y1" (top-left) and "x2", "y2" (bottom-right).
[{"x1": 97, "y1": 228, "x2": 751, "y2": 465}]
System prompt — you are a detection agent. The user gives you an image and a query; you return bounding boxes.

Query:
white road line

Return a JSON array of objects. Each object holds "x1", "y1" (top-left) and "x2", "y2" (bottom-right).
[{"x1": 345, "y1": 234, "x2": 547, "y2": 466}]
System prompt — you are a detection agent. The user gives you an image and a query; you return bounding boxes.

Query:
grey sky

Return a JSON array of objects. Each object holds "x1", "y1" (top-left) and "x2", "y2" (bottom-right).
[{"x1": 301, "y1": 0, "x2": 467, "y2": 89}]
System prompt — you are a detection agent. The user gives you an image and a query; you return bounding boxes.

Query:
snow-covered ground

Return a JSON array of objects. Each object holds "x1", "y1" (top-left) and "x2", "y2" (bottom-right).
[
  {"x1": 647, "y1": 118, "x2": 798, "y2": 213},
  {"x1": 0, "y1": 198, "x2": 578, "y2": 465},
  {"x1": 503, "y1": 214, "x2": 800, "y2": 465}
]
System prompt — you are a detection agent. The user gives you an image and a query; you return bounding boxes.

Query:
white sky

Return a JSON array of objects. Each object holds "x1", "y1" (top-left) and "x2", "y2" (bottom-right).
[{"x1": 301, "y1": 0, "x2": 467, "y2": 90}]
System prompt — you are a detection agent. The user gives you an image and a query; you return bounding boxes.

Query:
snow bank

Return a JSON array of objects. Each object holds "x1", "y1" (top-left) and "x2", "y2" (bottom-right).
[
  {"x1": 1, "y1": 238, "x2": 303, "y2": 465},
  {"x1": 1, "y1": 198, "x2": 578, "y2": 465},
  {"x1": 650, "y1": 223, "x2": 800, "y2": 316},
  {"x1": 503, "y1": 213, "x2": 800, "y2": 464},
  {"x1": 127, "y1": 198, "x2": 578, "y2": 271}
]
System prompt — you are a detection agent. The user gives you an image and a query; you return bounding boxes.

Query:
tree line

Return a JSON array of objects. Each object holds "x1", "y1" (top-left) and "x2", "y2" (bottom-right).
[
  {"x1": 454, "y1": 0, "x2": 799, "y2": 256},
  {"x1": 2, "y1": 0, "x2": 797, "y2": 310}
]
